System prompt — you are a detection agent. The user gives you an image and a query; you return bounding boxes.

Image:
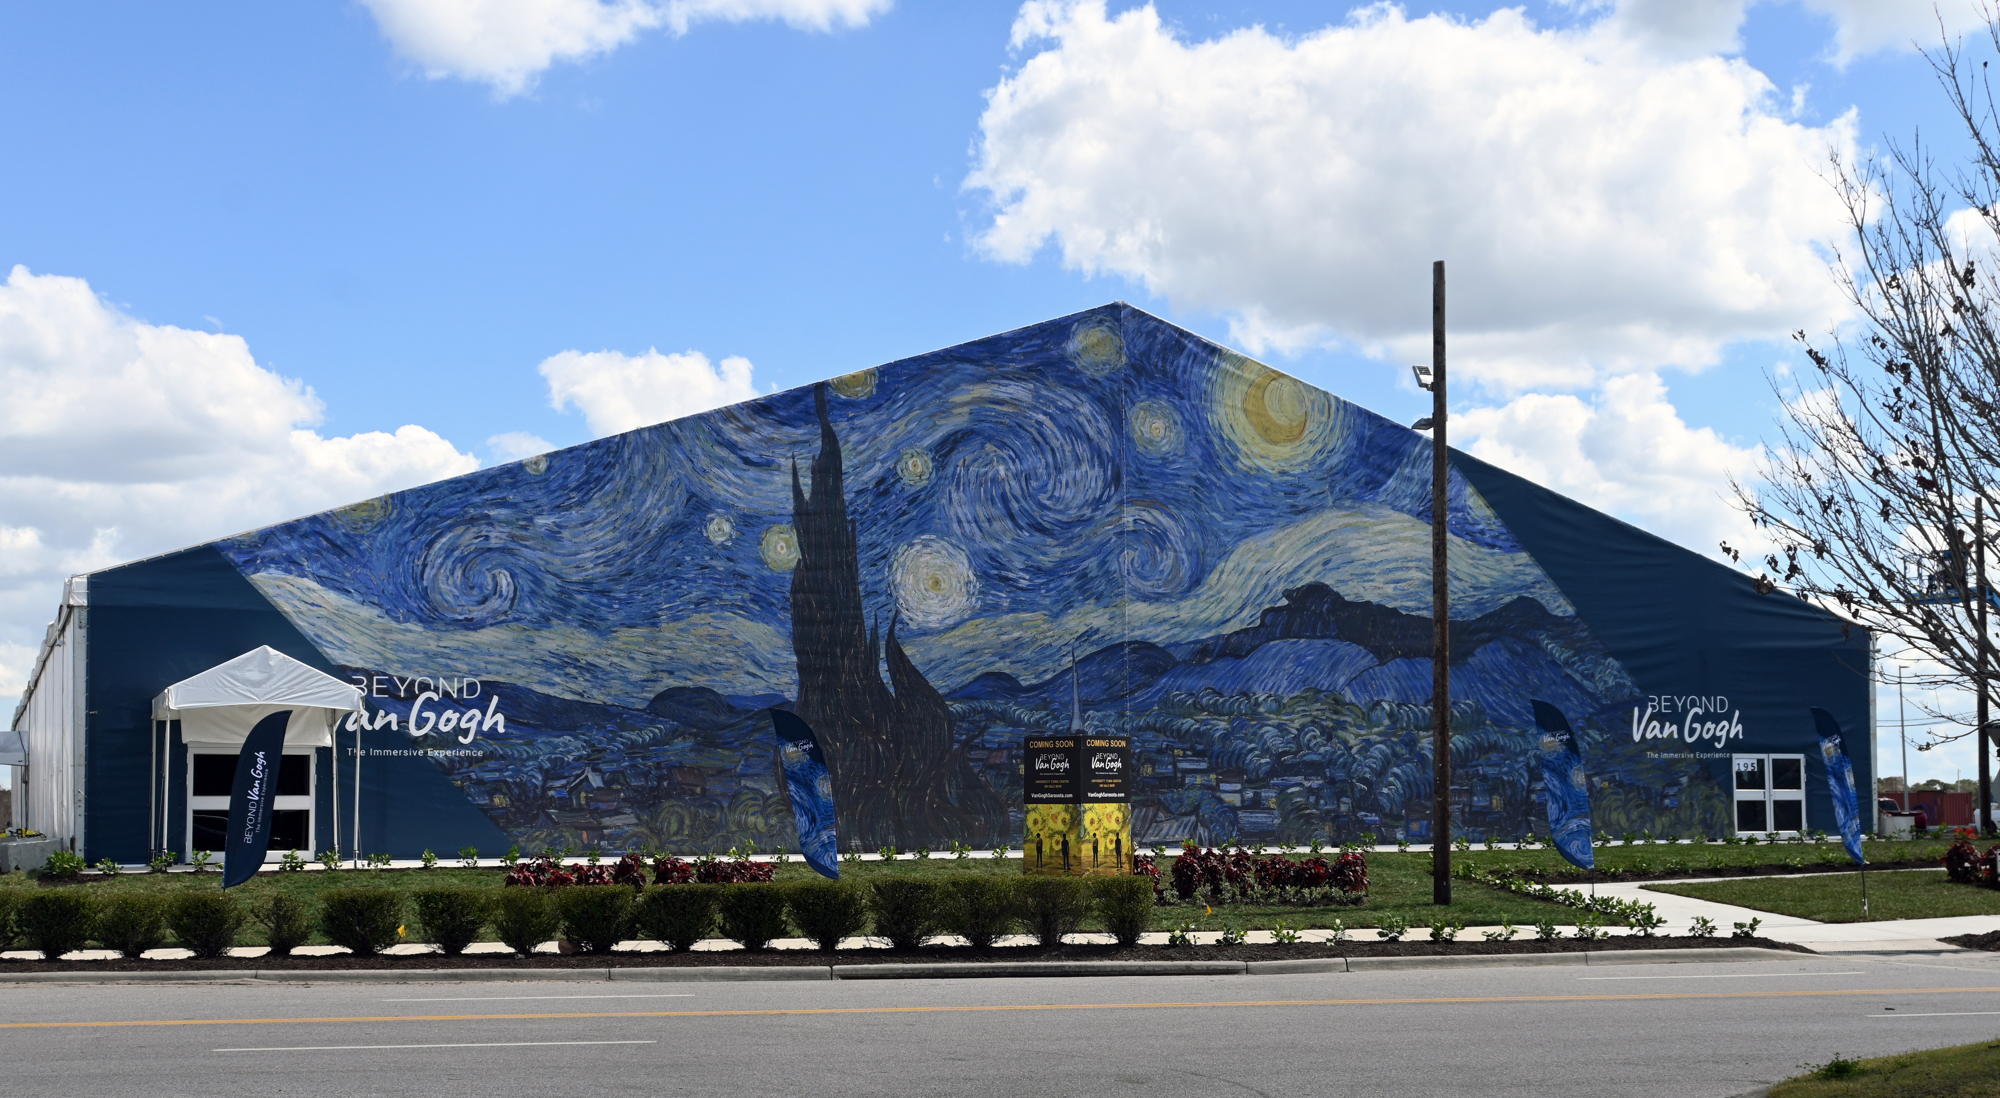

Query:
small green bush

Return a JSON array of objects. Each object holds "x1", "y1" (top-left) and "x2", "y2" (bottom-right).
[
  {"x1": 1017, "y1": 876, "x2": 1090, "y2": 947},
  {"x1": 868, "y1": 878, "x2": 939, "y2": 951},
  {"x1": 253, "y1": 893, "x2": 314, "y2": 955},
  {"x1": 716, "y1": 883, "x2": 790, "y2": 952},
  {"x1": 168, "y1": 892, "x2": 245, "y2": 959},
  {"x1": 318, "y1": 887, "x2": 403, "y2": 955},
  {"x1": 41, "y1": 850, "x2": 84, "y2": 880},
  {"x1": 1090, "y1": 875, "x2": 1155, "y2": 947},
  {"x1": 552, "y1": 885, "x2": 633, "y2": 954},
  {"x1": 631, "y1": 885, "x2": 719, "y2": 951},
  {"x1": 786, "y1": 880, "x2": 867, "y2": 952},
  {"x1": 938, "y1": 876, "x2": 1017, "y2": 949},
  {"x1": 492, "y1": 888, "x2": 560, "y2": 956},
  {"x1": 0, "y1": 891, "x2": 21, "y2": 949},
  {"x1": 94, "y1": 893, "x2": 169, "y2": 957},
  {"x1": 17, "y1": 891, "x2": 97, "y2": 958},
  {"x1": 412, "y1": 887, "x2": 493, "y2": 955}
]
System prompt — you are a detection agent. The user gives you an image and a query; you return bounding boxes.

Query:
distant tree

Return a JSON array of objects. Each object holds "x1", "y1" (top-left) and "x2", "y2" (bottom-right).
[{"x1": 1731, "y1": 24, "x2": 2000, "y2": 768}]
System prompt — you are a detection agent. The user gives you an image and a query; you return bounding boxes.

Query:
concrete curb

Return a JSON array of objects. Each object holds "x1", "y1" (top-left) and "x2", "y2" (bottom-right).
[
  {"x1": 0, "y1": 947, "x2": 1814, "y2": 985},
  {"x1": 831, "y1": 961, "x2": 1245, "y2": 980}
]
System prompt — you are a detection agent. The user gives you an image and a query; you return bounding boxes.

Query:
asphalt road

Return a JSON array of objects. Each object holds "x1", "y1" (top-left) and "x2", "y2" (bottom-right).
[{"x1": 3, "y1": 954, "x2": 1998, "y2": 1098}]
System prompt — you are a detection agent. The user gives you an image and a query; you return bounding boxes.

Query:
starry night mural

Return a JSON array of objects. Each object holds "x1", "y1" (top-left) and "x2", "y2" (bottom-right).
[{"x1": 213, "y1": 304, "x2": 1732, "y2": 855}]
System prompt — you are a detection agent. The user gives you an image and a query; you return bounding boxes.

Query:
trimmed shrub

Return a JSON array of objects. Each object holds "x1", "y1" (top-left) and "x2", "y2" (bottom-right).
[
  {"x1": 0, "y1": 890, "x2": 21, "y2": 949},
  {"x1": 318, "y1": 887, "x2": 403, "y2": 956},
  {"x1": 716, "y1": 883, "x2": 790, "y2": 952},
  {"x1": 938, "y1": 876, "x2": 1017, "y2": 949},
  {"x1": 412, "y1": 887, "x2": 493, "y2": 955},
  {"x1": 631, "y1": 885, "x2": 719, "y2": 952},
  {"x1": 95, "y1": 893, "x2": 169, "y2": 957},
  {"x1": 868, "y1": 878, "x2": 939, "y2": 951},
  {"x1": 1017, "y1": 876, "x2": 1089, "y2": 948},
  {"x1": 786, "y1": 880, "x2": 867, "y2": 952},
  {"x1": 168, "y1": 891, "x2": 245, "y2": 959},
  {"x1": 1090, "y1": 875, "x2": 1155, "y2": 948},
  {"x1": 17, "y1": 891, "x2": 97, "y2": 959},
  {"x1": 253, "y1": 893, "x2": 314, "y2": 955},
  {"x1": 492, "y1": 887, "x2": 560, "y2": 956},
  {"x1": 552, "y1": 885, "x2": 633, "y2": 954}
]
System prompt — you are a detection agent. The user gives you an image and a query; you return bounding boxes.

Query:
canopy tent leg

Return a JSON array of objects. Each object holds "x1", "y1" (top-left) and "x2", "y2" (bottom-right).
[
  {"x1": 330, "y1": 712, "x2": 339, "y2": 863},
  {"x1": 352, "y1": 714, "x2": 361, "y2": 869}
]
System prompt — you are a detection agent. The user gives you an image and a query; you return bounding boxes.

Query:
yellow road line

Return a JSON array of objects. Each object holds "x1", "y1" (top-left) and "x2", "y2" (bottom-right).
[{"x1": 2, "y1": 987, "x2": 1997, "y2": 1031}]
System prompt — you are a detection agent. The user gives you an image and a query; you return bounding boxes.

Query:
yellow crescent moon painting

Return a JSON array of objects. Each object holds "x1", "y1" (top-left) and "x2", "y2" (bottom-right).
[{"x1": 1212, "y1": 351, "x2": 1348, "y2": 473}]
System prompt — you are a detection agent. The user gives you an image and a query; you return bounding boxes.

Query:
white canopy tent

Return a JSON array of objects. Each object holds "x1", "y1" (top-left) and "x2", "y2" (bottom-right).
[{"x1": 149, "y1": 646, "x2": 364, "y2": 863}]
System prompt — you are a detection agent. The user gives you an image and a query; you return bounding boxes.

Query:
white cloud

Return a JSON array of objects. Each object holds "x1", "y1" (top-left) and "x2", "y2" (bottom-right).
[
  {"x1": 1454, "y1": 372, "x2": 1764, "y2": 554},
  {"x1": 1797, "y1": 0, "x2": 1986, "y2": 64},
  {"x1": 540, "y1": 347, "x2": 759, "y2": 436},
  {"x1": 660, "y1": 0, "x2": 889, "y2": 34},
  {"x1": 1590, "y1": 0, "x2": 1751, "y2": 59},
  {"x1": 362, "y1": 0, "x2": 891, "y2": 97},
  {"x1": 0, "y1": 266, "x2": 478, "y2": 707},
  {"x1": 487, "y1": 431, "x2": 557, "y2": 461},
  {"x1": 1570, "y1": 0, "x2": 1987, "y2": 62},
  {"x1": 970, "y1": 2, "x2": 1859, "y2": 390}
]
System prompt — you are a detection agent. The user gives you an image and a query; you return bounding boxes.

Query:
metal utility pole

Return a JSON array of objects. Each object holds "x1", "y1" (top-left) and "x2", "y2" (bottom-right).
[
  {"x1": 1898, "y1": 668, "x2": 1909, "y2": 812},
  {"x1": 1429, "y1": 261, "x2": 1451, "y2": 904},
  {"x1": 1980, "y1": 501, "x2": 1993, "y2": 836}
]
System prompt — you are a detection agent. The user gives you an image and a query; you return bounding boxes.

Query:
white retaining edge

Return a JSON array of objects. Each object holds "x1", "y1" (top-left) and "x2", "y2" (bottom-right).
[{"x1": 0, "y1": 947, "x2": 1815, "y2": 985}]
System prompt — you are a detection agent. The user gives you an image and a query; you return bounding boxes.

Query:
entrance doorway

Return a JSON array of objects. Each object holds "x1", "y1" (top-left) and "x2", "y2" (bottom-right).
[
  {"x1": 1733, "y1": 753, "x2": 1805, "y2": 835},
  {"x1": 186, "y1": 749, "x2": 315, "y2": 860}
]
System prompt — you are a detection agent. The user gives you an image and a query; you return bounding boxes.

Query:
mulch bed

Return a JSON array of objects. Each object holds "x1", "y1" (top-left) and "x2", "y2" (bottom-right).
[
  {"x1": 1513, "y1": 858, "x2": 1939, "y2": 884},
  {"x1": 1942, "y1": 931, "x2": 2000, "y2": 952},
  {"x1": 0, "y1": 936, "x2": 1808, "y2": 974}
]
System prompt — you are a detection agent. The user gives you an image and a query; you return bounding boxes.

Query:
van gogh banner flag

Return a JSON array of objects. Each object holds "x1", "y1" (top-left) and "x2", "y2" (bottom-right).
[
  {"x1": 770, "y1": 709, "x2": 840, "y2": 880},
  {"x1": 1811, "y1": 707, "x2": 1866, "y2": 865},
  {"x1": 222, "y1": 710, "x2": 291, "y2": 889},
  {"x1": 1532, "y1": 700, "x2": 1594, "y2": 871}
]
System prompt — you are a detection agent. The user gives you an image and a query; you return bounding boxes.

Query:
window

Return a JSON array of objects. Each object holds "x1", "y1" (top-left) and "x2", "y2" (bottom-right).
[
  {"x1": 187, "y1": 749, "x2": 314, "y2": 860},
  {"x1": 1733, "y1": 753, "x2": 1806, "y2": 835}
]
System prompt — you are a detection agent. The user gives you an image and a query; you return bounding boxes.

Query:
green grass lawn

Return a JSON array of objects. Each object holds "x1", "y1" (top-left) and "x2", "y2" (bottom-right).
[
  {"x1": 1441, "y1": 836, "x2": 1954, "y2": 883},
  {"x1": 0, "y1": 851, "x2": 1584, "y2": 946},
  {"x1": 1769, "y1": 1040, "x2": 2000, "y2": 1097},
  {"x1": 1645, "y1": 870, "x2": 2000, "y2": 923}
]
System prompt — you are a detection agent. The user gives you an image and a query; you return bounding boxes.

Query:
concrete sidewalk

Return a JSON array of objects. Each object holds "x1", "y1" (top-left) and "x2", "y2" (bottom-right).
[{"x1": 1594, "y1": 875, "x2": 2000, "y2": 954}]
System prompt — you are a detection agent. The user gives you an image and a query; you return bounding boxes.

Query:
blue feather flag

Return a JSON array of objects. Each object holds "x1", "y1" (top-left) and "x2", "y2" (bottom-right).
[
  {"x1": 1532, "y1": 699, "x2": 1594, "y2": 871},
  {"x1": 222, "y1": 710, "x2": 291, "y2": 889},
  {"x1": 770, "y1": 709, "x2": 840, "y2": 879},
  {"x1": 1811, "y1": 707, "x2": 1866, "y2": 865}
]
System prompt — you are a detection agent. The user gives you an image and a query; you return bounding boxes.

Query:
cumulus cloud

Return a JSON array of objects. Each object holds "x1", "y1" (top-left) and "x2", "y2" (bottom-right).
[
  {"x1": 540, "y1": 347, "x2": 759, "y2": 436},
  {"x1": 1797, "y1": 0, "x2": 1986, "y2": 63},
  {"x1": 362, "y1": 0, "x2": 892, "y2": 96},
  {"x1": 1454, "y1": 372, "x2": 1764, "y2": 554},
  {"x1": 0, "y1": 266, "x2": 479, "y2": 705},
  {"x1": 1572, "y1": 0, "x2": 1986, "y2": 62},
  {"x1": 970, "y1": 1, "x2": 1860, "y2": 390},
  {"x1": 486, "y1": 431, "x2": 556, "y2": 461}
]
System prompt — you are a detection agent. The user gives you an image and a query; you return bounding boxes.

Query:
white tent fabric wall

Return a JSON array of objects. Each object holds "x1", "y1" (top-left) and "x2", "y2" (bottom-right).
[{"x1": 9, "y1": 577, "x2": 87, "y2": 848}]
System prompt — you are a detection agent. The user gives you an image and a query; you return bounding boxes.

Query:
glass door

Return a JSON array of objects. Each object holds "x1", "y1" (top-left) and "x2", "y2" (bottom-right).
[
  {"x1": 1733, "y1": 753, "x2": 1806, "y2": 836},
  {"x1": 1733, "y1": 755, "x2": 1769, "y2": 834},
  {"x1": 186, "y1": 750, "x2": 315, "y2": 861}
]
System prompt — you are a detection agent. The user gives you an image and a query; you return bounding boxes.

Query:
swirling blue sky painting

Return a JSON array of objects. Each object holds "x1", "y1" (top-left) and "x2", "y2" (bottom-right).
[{"x1": 216, "y1": 304, "x2": 1728, "y2": 854}]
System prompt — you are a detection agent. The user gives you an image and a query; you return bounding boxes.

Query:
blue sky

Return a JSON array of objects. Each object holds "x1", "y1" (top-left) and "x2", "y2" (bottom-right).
[{"x1": 0, "y1": 0, "x2": 1990, "y2": 781}]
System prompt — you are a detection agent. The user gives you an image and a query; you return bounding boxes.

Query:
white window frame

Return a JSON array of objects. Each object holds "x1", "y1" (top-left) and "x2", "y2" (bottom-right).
[
  {"x1": 185, "y1": 747, "x2": 316, "y2": 862},
  {"x1": 1732, "y1": 753, "x2": 1806, "y2": 836}
]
